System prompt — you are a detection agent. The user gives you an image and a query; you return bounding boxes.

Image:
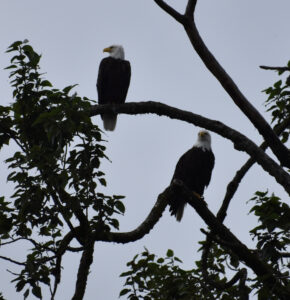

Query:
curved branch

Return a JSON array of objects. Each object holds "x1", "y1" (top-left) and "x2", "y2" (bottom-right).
[
  {"x1": 94, "y1": 188, "x2": 168, "y2": 243},
  {"x1": 91, "y1": 102, "x2": 290, "y2": 195}
]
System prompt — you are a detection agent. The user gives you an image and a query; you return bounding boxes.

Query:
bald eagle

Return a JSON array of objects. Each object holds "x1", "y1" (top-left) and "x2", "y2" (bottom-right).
[
  {"x1": 97, "y1": 45, "x2": 131, "y2": 131},
  {"x1": 169, "y1": 130, "x2": 215, "y2": 221}
]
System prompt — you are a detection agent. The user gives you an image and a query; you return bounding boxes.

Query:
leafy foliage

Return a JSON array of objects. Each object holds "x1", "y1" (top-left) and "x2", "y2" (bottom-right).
[
  {"x1": 249, "y1": 191, "x2": 290, "y2": 298},
  {"x1": 0, "y1": 40, "x2": 125, "y2": 298},
  {"x1": 120, "y1": 247, "x2": 244, "y2": 300},
  {"x1": 120, "y1": 189, "x2": 290, "y2": 299},
  {"x1": 263, "y1": 61, "x2": 290, "y2": 143}
]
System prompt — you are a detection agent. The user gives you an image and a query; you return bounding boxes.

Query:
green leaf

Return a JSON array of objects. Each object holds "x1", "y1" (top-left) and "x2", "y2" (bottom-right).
[
  {"x1": 115, "y1": 201, "x2": 125, "y2": 214},
  {"x1": 16, "y1": 280, "x2": 25, "y2": 292},
  {"x1": 31, "y1": 286, "x2": 42, "y2": 299},
  {"x1": 166, "y1": 249, "x2": 174, "y2": 257},
  {"x1": 6, "y1": 41, "x2": 22, "y2": 51},
  {"x1": 40, "y1": 80, "x2": 52, "y2": 87},
  {"x1": 63, "y1": 84, "x2": 78, "y2": 94},
  {"x1": 23, "y1": 289, "x2": 29, "y2": 299},
  {"x1": 119, "y1": 288, "x2": 130, "y2": 297},
  {"x1": 157, "y1": 258, "x2": 164, "y2": 264}
]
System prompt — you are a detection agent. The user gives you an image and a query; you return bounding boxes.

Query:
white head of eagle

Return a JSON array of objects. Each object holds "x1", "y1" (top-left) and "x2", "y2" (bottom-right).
[
  {"x1": 96, "y1": 45, "x2": 131, "y2": 131},
  {"x1": 169, "y1": 130, "x2": 215, "y2": 221}
]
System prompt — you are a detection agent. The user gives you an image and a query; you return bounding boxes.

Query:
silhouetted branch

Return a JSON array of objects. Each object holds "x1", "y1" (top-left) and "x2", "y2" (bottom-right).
[
  {"x1": 153, "y1": 0, "x2": 185, "y2": 24},
  {"x1": 0, "y1": 255, "x2": 25, "y2": 266},
  {"x1": 71, "y1": 238, "x2": 95, "y2": 300},
  {"x1": 91, "y1": 102, "x2": 290, "y2": 196},
  {"x1": 260, "y1": 65, "x2": 290, "y2": 72},
  {"x1": 185, "y1": 0, "x2": 197, "y2": 18},
  {"x1": 280, "y1": 252, "x2": 290, "y2": 258},
  {"x1": 218, "y1": 118, "x2": 290, "y2": 222},
  {"x1": 94, "y1": 188, "x2": 168, "y2": 243},
  {"x1": 200, "y1": 119, "x2": 290, "y2": 294},
  {"x1": 154, "y1": 0, "x2": 290, "y2": 168}
]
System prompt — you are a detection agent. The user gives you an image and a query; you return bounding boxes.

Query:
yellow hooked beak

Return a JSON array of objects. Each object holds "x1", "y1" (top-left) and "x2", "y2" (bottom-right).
[
  {"x1": 103, "y1": 47, "x2": 112, "y2": 53},
  {"x1": 199, "y1": 131, "x2": 207, "y2": 137}
]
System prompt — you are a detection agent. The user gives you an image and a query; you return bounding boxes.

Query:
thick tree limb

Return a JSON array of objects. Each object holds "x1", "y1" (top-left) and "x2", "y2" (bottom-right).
[
  {"x1": 71, "y1": 238, "x2": 95, "y2": 300},
  {"x1": 94, "y1": 188, "x2": 168, "y2": 243},
  {"x1": 91, "y1": 102, "x2": 290, "y2": 195},
  {"x1": 153, "y1": 0, "x2": 290, "y2": 168},
  {"x1": 185, "y1": 0, "x2": 197, "y2": 18}
]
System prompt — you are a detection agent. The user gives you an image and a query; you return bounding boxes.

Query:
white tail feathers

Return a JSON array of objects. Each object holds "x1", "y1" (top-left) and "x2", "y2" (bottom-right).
[{"x1": 102, "y1": 114, "x2": 117, "y2": 131}]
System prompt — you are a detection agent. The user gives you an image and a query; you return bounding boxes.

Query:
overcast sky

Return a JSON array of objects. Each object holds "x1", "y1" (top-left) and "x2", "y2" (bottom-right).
[{"x1": 1, "y1": 0, "x2": 290, "y2": 299}]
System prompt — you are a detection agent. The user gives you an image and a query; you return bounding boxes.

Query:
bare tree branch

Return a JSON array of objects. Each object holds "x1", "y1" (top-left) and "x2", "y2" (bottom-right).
[
  {"x1": 71, "y1": 238, "x2": 95, "y2": 300},
  {"x1": 0, "y1": 255, "x2": 25, "y2": 266},
  {"x1": 185, "y1": 0, "x2": 197, "y2": 18},
  {"x1": 91, "y1": 102, "x2": 290, "y2": 196},
  {"x1": 183, "y1": 22, "x2": 290, "y2": 168},
  {"x1": 154, "y1": 0, "x2": 290, "y2": 168},
  {"x1": 153, "y1": 0, "x2": 185, "y2": 24}
]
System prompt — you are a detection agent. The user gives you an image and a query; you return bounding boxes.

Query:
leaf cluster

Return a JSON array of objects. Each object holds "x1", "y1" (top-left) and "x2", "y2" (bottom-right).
[
  {"x1": 263, "y1": 61, "x2": 290, "y2": 143},
  {"x1": 249, "y1": 191, "x2": 290, "y2": 298},
  {"x1": 120, "y1": 246, "x2": 242, "y2": 300}
]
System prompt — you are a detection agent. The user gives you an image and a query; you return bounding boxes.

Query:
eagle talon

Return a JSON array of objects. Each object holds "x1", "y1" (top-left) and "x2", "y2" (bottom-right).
[{"x1": 193, "y1": 191, "x2": 201, "y2": 199}]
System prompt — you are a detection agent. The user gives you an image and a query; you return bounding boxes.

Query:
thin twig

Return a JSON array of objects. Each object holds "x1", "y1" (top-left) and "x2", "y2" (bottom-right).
[
  {"x1": 0, "y1": 255, "x2": 25, "y2": 266},
  {"x1": 260, "y1": 65, "x2": 290, "y2": 72}
]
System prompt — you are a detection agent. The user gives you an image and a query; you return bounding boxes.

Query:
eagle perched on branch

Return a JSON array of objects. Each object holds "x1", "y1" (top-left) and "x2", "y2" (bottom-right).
[
  {"x1": 169, "y1": 130, "x2": 215, "y2": 221},
  {"x1": 97, "y1": 45, "x2": 131, "y2": 131}
]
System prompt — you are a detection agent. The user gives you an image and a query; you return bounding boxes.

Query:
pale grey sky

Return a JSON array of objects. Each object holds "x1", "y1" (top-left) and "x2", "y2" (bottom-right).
[{"x1": 0, "y1": 0, "x2": 289, "y2": 299}]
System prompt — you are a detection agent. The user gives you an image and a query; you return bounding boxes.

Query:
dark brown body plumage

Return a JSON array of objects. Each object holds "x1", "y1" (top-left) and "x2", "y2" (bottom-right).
[
  {"x1": 97, "y1": 57, "x2": 131, "y2": 130},
  {"x1": 169, "y1": 146, "x2": 215, "y2": 221}
]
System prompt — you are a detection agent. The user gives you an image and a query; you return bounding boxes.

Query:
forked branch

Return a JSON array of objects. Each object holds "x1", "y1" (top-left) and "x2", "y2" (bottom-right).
[{"x1": 153, "y1": 0, "x2": 290, "y2": 168}]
